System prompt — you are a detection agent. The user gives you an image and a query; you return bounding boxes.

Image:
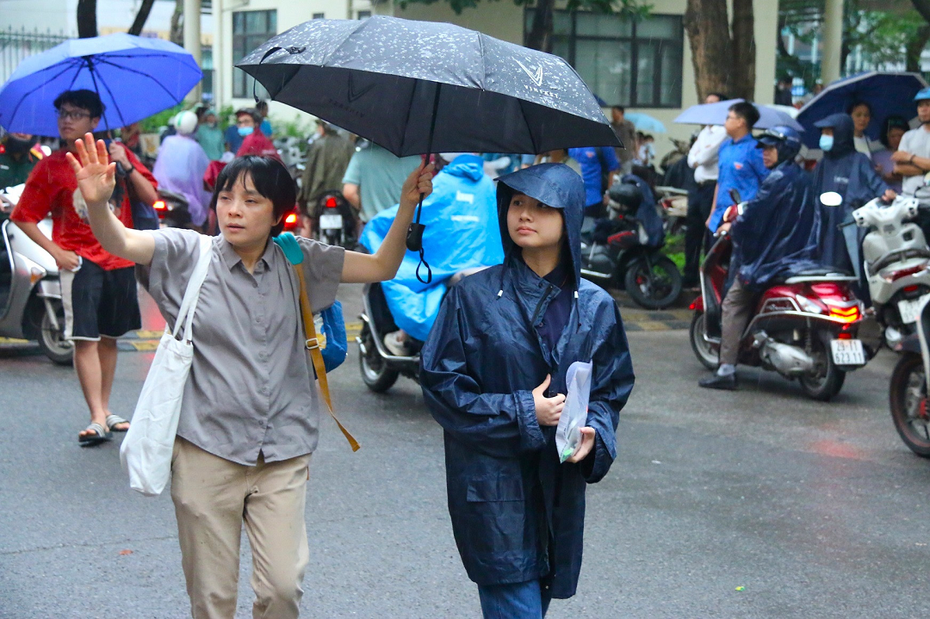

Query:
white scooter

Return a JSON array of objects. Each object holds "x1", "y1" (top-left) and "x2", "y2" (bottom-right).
[
  {"x1": 842, "y1": 192, "x2": 930, "y2": 348},
  {"x1": 0, "y1": 184, "x2": 72, "y2": 364}
]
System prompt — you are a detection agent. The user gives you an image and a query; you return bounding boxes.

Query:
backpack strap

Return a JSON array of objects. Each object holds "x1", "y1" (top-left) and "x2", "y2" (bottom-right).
[{"x1": 288, "y1": 246, "x2": 360, "y2": 452}]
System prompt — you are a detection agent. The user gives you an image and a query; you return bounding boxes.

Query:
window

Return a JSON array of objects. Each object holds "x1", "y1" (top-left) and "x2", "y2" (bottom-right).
[
  {"x1": 312, "y1": 13, "x2": 325, "y2": 19},
  {"x1": 232, "y1": 10, "x2": 277, "y2": 99},
  {"x1": 525, "y1": 10, "x2": 683, "y2": 108},
  {"x1": 202, "y1": 46, "x2": 214, "y2": 97},
  {"x1": 357, "y1": 10, "x2": 371, "y2": 20}
]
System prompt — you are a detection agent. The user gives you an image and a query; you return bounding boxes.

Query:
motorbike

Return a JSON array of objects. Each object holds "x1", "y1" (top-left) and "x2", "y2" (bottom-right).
[
  {"x1": 654, "y1": 185, "x2": 688, "y2": 236},
  {"x1": 840, "y1": 192, "x2": 930, "y2": 349},
  {"x1": 0, "y1": 184, "x2": 72, "y2": 364},
  {"x1": 313, "y1": 190, "x2": 357, "y2": 248},
  {"x1": 153, "y1": 188, "x2": 192, "y2": 229},
  {"x1": 689, "y1": 199, "x2": 870, "y2": 401},
  {"x1": 889, "y1": 295, "x2": 930, "y2": 457},
  {"x1": 356, "y1": 269, "x2": 482, "y2": 392},
  {"x1": 579, "y1": 184, "x2": 682, "y2": 310}
]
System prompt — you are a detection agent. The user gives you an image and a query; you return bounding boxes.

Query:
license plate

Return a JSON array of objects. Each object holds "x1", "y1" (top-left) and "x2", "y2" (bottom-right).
[
  {"x1": 831, "y1": 339, "x2": 866, "y2": 366},
  {"x1": 897, "y1": 294, "x2": 930, "y2": 324},
  {"x1": 319, "y1": 214, "x2": 343, "y2": 230}
]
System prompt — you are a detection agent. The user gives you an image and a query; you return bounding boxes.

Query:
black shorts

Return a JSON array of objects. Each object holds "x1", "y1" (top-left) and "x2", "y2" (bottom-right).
[{"x1": 60, "y1": 261, "x2": 141, "y2": 341}]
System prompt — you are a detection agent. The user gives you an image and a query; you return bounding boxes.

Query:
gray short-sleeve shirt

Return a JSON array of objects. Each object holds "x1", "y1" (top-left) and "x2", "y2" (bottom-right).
[{"x1": 137, "y1": 229, "x2": 345, "y2": 465}]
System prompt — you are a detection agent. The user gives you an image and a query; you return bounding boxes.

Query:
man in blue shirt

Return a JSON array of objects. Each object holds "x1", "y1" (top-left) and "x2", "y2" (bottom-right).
[
  {"x1": 568, "y1": 145, "x2": 620, "y2": 217},
  {"x1": 707, "y1": 102, "x2": 769, "y2": 233}
]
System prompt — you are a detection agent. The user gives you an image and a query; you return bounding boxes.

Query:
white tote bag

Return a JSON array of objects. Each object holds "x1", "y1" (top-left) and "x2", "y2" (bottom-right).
[{"x1": 120, "y1": 235, "x2": 213, "y2": 496}]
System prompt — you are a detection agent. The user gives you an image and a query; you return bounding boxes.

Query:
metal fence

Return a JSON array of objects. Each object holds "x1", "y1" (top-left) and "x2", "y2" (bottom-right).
[{"x1": 0, "y1": 27, "x2": 70, "y2": 85}]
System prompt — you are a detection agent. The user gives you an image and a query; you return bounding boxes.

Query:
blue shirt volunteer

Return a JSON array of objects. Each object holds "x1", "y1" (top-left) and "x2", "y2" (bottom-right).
[{"x1": 709, "y1": 134, "x2": 770, "y2": 232}]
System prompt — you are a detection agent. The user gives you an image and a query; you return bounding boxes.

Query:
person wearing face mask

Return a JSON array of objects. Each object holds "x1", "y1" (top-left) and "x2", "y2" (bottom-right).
[
  {"x1": 812, "y1": 113, "x2": 895, "y2": 285},
  {"x1": 195, "y1": 109, "x2": 225, "y2": 161},
  {"x1": 235, "y1": 108, "x2": 281, "y2": 161},
  {"x1": 0, "y1": 132, "x2": 43, "y2": 190}
]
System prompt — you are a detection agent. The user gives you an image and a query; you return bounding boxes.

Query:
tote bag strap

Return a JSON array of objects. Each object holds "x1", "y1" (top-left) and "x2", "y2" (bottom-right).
[
  {"x1": 173, "y1": 235, "x2": 213, "y2": 343},
  {"x1": 293, "y1": 263, "x2": 360, "y2": 452}
]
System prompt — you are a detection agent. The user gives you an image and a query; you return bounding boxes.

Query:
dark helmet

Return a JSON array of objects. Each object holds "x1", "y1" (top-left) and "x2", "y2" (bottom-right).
[
  {"x1": 608, "y1": 180, "x2": 643, "y2": 212},
  {"x1": 755, "y1": 124, "x2": 802, "y2": 164}
]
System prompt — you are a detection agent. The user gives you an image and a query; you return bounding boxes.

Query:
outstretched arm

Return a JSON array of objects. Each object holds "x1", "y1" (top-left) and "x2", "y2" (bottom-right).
[
  {"x1": 66, "y1": 133, "x2": 155, "y2": 266},
  {"x1": 340, "y1": 162, "x2": 433, "y2": 283}
]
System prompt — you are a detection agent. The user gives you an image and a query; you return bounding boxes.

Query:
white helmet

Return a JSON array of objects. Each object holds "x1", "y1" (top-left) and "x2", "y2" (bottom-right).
[{"x1": 173, "y1": 110, "x2": 198, "y2": 135}]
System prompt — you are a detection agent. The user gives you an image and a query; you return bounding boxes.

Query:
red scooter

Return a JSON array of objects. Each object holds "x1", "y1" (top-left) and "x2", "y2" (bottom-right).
[{"x1": 689, "y1": 204, "x2": 871, "y2": 401}]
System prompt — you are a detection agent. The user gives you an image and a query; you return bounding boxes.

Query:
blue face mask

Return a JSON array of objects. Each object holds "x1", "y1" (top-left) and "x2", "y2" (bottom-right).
[
  {"x1": 237, "y1": 126, "x2": 254, "y2": 137},
  {"x1": 819, "y1": 134, "x2": 834, "y2": 152}
]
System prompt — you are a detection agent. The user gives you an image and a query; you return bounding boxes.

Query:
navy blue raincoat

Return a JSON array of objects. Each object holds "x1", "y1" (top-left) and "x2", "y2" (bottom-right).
[
  {"x1": 622, "y1": 173, "x2": 665, "y2": 248},
  {"x1": 812, "y1": 113, "x2": 889, "y2": 278},
  {"x1": 420, "y1": 163, "x2": 635, "y2": 598},
  {"x1": 732, "y1": 160, "x2": 820, "y2": 290}
]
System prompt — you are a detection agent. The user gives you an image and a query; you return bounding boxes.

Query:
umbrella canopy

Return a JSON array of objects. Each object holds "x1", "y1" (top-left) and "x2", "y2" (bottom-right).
[
  {"x1": 674, "y1": 98, "x2": 804, "y2": 132},
  {"x1": 237, "y1": 16, "x2": 620, "y2": 157},
  {"x1": 796, "y1": 71, "x2": 929, "y2": 149},
  {"x1": 625, "y1": 112, "x2": 666, "y2": 133},
  {"x1": 0, "y1": 33, "x2": 202, "y2": 137}
]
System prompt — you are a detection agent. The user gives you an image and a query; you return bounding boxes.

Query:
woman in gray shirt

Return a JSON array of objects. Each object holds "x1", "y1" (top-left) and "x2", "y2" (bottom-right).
[{"x1": 67, "y1": 133, "x2": 433, "y2": 619}]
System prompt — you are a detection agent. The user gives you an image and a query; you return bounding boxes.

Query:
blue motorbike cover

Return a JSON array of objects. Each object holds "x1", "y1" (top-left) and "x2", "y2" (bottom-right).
[{"x1": 359, "y1": 154, "x2": 503, "y2": 341}]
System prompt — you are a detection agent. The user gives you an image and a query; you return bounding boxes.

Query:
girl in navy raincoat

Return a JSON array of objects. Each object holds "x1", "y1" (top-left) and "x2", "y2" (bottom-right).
[{"x1": 420, "y1": 163, "x2": 635, "y2": 617}]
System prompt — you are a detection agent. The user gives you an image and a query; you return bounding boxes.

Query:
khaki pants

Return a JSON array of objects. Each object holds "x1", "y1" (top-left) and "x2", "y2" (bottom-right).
[
  {"x1": 719, "y1": 279, "x2": 758, "y2": 367},
  {"x1": 171, "y1": 437, "x2": 311, "y2": 619}
]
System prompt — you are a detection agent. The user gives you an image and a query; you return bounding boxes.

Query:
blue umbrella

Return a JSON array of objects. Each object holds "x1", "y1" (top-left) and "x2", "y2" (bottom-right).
[
  {"x1": 624, "y1": 112, "x2": 666, "y2": 134},
  {"x1": 674, "y1": 98, "x2": 804, "y2": 132},
  {"x1": 0, "y1": 33, "x2": 202, "y2": 137},
  {"x1": 796, "y1": 71, "x2": 928, "y2": 149}
]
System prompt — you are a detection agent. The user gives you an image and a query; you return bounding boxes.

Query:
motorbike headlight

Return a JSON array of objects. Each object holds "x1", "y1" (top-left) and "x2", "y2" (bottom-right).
[{"x1": 795, "y1": 295, "x2": 825, "y2": 315}]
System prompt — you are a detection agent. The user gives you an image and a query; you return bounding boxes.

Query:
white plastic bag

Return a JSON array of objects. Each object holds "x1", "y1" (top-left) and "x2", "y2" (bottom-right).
[
  {"x1": 556, "y1": 361, "x2": 593, "y2": 463},
  {"x1": 120, "y1": 236, "x2": 212, "y2": 496}
]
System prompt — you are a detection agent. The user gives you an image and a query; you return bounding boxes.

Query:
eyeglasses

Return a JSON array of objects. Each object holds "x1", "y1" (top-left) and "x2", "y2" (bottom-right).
[{"x1": 56, "y1": 109, "x2": 91, "y2": 121}]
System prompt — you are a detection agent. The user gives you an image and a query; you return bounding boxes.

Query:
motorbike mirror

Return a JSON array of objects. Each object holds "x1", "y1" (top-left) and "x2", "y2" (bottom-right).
[
  {"x1": 924, "y1": 171, "x2": 930, "y2": 187},
  {"x1": 728, "y1": 189, "x2": 741, "y2": 204},
  {"x1": 820, "y1": 192, "x2": 843, "y2": 207}
]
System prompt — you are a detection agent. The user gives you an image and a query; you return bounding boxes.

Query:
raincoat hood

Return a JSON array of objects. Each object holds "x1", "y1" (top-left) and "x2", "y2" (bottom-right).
[
  {"x1": 495, "y1": 163, "x2": 585, "y2": 285},
  {"x1": 815, "y1": 113, "x2": 856, "y2": 158},
  {"x1": 443, "y1": 153, "x2": 486, "y2": 182}
]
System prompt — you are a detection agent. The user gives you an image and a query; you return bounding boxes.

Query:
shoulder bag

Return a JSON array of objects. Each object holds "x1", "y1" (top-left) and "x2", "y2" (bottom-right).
[{"x1": 120, "y1": 235, "x2": 213, "y2": 496}]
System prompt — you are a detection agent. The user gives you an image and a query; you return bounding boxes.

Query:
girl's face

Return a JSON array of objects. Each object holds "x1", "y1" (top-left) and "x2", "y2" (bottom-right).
[
  {"x1": 850, "y1": 104, "x2": 871, "y2": 135},
  {"x1": 215, "y1": 173, "x2": 280, "y2": 248},
  {"x1": 507, "y1": 193, "x2": 564, "y2": 252},
  {"x1": 887, "y1": 127, "x2": 905, "y2": 151}
]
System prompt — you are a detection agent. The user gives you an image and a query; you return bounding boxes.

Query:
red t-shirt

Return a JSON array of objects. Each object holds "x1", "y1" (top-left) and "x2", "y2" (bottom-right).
[{"x1": 12, "y1": 148, "x2": 157, "y2": 270}]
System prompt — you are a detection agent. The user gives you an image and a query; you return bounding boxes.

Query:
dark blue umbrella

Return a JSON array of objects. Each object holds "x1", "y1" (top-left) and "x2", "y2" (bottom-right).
[
  {"x1": 0, "y1": 33, "x2": 202, "y2": 136},
  {"x1": 238, "y1": 16, "x2": 620, "y2": 279},
  {"x1": 796, "y1": 71, "x2": 929, "y2": 149}
]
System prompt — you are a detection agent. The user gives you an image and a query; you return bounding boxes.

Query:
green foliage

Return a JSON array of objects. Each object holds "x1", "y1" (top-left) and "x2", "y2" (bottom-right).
[
  {"x1": 217, "y1": 104, "x2": 236, "y2": 131},
  {"x1": 138, "y1": 103, "x2": 184, "y2": 134}
]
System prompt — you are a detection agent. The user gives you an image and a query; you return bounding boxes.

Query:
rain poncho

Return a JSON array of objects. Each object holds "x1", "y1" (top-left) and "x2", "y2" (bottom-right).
[
  {"x1": 622, "y1": 173, "x2": 665, "y2": 247},
  {"x1": 152, "y1": 134, "x2": 211, "y2": 226},
  {"x1": 420, "y1": 163, "x2": 634, "y2": 598},
  {"x1": 358, "y1": 154, "x2": 502, "y2": 341},
  {"x1": 812, "y1": 113, "x2": 889, "y2": 277},
  {"x1": 732, "y1": 160, "x2": 820, "y2": 290}
]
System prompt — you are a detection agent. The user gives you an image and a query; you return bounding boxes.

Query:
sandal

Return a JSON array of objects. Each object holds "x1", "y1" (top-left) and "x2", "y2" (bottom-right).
[
  {"x1": 78, "y1": 422, "x2": 112, "y2": 447},
  {"x1": 106, "y1": 414, "x2": 130, "y2": 433}
]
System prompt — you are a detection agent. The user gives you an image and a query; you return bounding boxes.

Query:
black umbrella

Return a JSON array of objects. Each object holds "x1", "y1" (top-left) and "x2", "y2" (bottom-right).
[{"x1": 237, "y1": 16, "x2": 620, "y2": 280}]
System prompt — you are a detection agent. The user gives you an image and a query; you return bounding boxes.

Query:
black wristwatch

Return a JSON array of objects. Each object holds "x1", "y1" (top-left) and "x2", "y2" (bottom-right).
[{"x1": 124, "y1": 163, "x2": 135, "y2": 175}]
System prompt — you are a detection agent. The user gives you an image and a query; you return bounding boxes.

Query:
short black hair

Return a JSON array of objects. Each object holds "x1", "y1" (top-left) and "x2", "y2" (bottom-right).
[
  {"x1": 612, "y1": 105, "x2": 625, "y2": 114},
  {"x1": 880, "y1": 115, "x2": 910, "y2": 147},
  {"x1": 729, "y1": 101, "x2": 760, "y2": 128},
  {"x1": 708, "y1": 92, "x2": 728, "y2": 101},
  {"x1": 53, "y1": 89, "x2": 105, "y2": 119},
  {"x1": 846, "y1": 100, "x2": 872, "y2": 116},
  {"x1": 210, "y1": 156, "x2": 296, "y2": 237}
]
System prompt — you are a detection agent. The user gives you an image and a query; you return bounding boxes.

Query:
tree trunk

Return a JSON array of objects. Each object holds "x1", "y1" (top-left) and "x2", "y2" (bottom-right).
[
  {"x1": 730, "y1": 0, "x2": 755, "y2": 100},
  {"x1": 906, "y1": 24, "x2": 930, "y2": 72},
  {"x1": 911, "y1": 0, "x2": 930, "y2": 24},
  {"x1": 129, "y1": 0, "x2": 157, "y2": 36},
  {"x1": 525, "y1": 0, "x2": 556, "y2": 52},
  {"x1": 683, "y1": 0, "x2": 733, "y2": 101},
  {"x1": 170, "y1": 0, "x2": 184, "y2": 46},
  {"x1": 77, "y1": 0, "x2": 98, "y2": 38}
]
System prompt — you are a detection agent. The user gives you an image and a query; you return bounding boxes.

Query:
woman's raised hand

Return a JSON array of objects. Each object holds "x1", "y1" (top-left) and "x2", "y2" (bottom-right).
[
  {"x1": 65, "y1": 132, "x2": 116, "y2": 208},
  {"x1": 399, "y1": 160, "x2": 434, "y2": 210}
]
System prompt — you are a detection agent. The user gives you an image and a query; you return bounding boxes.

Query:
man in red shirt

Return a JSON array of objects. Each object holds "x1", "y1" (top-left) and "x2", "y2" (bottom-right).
[
  {"x1": 234, "y1": 108, "x2": 281, "y2": 160},
  {"x1": 12, "y1": 89, "x2": 158, "y2": 446}
]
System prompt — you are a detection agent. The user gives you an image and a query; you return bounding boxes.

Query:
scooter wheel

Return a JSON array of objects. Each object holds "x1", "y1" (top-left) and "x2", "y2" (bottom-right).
[
  {"x1": 624, "y1": 256, "x2": 682, "y2": 310},
  {"x1": 798, "y1": 334, "x2": 845, "y2": 401},
  {"x1": 37, "y1": 299, "x2": 73, "y2": 366},
  {"x1": 889, "y1": 352, "x2": 930, "y2": 457},
  {"x1": 358, "y1": 323, "x2": 399, "y2": 393},
  {"x1": 689, "y1": 312, "x2": 719, "y2": 371}
]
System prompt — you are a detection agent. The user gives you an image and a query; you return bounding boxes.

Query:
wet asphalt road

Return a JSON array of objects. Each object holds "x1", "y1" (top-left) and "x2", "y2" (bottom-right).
[{"x1": 2, "y1": 283, "x2": 930, "y2": 618}]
